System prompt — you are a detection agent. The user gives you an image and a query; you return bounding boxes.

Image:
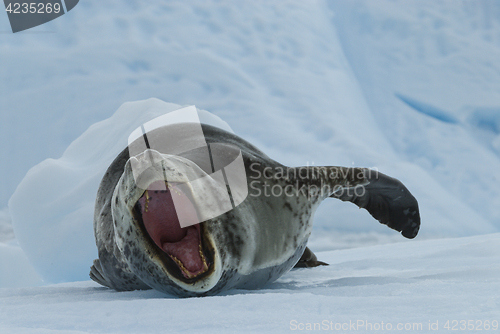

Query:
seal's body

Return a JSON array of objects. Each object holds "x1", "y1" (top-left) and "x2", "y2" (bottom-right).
[{"x1": 90, "y1": 123, "x2": 419, "y2": 297}]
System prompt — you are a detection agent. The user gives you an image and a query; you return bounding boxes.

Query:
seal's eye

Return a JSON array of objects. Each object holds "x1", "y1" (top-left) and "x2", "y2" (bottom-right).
[{"x1": 136, "y1": 180, "x2": 210, "y2": 279}]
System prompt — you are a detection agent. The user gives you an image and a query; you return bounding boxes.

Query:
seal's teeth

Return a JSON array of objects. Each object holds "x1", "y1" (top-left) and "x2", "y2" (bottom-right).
[
  {"x1": 169, "y1": 255, "x2": 193, "y2": 279},
  {"x1": 166, "y1": 182, "x2": 181, "y2": 196},
  {"x1": 199, "y1": 243, "x2": 209, "y2": 271},
  {"x1": 169, "y1": 244, "x2": 209, "y2": 279}
]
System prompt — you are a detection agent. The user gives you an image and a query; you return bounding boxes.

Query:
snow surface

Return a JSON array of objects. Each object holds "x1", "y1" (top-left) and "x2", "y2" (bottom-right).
[
  {"x1": 1, "y1": 0, "x2": 500, "y2": 332},
  {"x1": 1, "y1": 233, "x2": 500, "y2": 333}
]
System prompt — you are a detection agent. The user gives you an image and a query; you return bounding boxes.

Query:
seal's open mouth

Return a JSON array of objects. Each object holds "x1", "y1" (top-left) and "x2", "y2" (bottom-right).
[{"x1": 135, "y1": 180, "x2": 211, "y2": 280}]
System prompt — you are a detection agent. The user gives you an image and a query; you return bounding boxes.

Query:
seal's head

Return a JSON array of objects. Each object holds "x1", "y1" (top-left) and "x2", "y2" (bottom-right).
[{"x1": 111, "y1": 149, "x2": 228, "y2": 296}]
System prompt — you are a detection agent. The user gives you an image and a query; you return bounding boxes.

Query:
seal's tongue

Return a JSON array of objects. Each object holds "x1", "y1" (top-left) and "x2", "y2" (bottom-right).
[{"x1": 138, "y1": 181, "x2": 207, "y2": 277}]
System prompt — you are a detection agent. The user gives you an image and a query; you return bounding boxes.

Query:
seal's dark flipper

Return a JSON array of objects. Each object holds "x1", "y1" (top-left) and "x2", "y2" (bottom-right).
[
  {"x1": 90, "y1": 259, "x2": 113, "y2": 288},
  {"x1": 331, "y1": 169, "x2": 420, "y2": 239},
  {"x1": 294, "y1": 247, "x2": 329, "y2": 268}
]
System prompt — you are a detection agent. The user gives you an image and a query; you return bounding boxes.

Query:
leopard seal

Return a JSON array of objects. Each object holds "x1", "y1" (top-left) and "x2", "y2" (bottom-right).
[{"x1": 90, "y1": 121, "x2": 420, "y2": 297}]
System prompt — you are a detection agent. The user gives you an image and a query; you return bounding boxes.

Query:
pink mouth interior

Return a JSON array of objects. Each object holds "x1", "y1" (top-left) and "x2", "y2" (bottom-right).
[{"x1": 138, "y1": 180, "x2": 208, "y2": 278}]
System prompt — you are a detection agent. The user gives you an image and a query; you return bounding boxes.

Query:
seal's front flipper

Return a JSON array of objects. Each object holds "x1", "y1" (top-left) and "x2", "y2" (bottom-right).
[
  {"x1": 294, "y1": 247, "x2": 328, "y2": 268},
  {"x1": 331, "y1": 169, "x2": 420, "y2": 239}
]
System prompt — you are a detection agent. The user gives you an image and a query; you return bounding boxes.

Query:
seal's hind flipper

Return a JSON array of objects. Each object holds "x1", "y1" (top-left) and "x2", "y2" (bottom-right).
[
  {"x1": 332, "y1": 169, "x2": 420, "y2": 239},
  {"x1": 90, "y1": 259, "x2": 113, "y2": 288},
  {"x1": 294, "y1": 247, "x2": 328, "y2": 268}
]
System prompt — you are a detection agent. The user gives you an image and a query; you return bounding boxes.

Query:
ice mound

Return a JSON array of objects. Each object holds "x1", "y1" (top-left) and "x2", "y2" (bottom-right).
[{"x1": 8, "y1": 98, "x2": 230, "y2": 283}]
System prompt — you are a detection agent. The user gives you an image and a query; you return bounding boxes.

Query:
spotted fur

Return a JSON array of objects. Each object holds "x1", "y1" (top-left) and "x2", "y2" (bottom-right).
[{"x1": 91, "y1": 123, "x2": 420, "y2": 297}]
